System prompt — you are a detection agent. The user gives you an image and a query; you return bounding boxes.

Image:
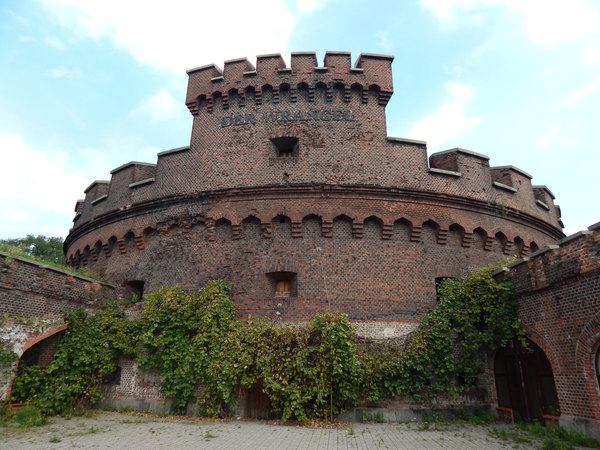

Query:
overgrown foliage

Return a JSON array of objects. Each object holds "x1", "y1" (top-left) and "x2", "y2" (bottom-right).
[
  {"x1": 10, "y1": 265, "x2": 521, "y2": 421},
  {"x1": 136, "y1": 282, "x2": 237, "y2": 415},
  {"x1": 362, "y1": 264, "x2": 520, "y2": 401},
  {"x1": 0, "y1": 235, "x2": 100, "y2": 280},
  {"x1": 211, "y1": 311, "x2": 362, "y2": 421},
  {"x1": 11, "y1": 305, "x2": 134, "y2": 415},
  {"x1": 0, "y1": 340, "x2": 18, "y2": 369},
  {"x1": 0, "y1": 235, "x2": 64, "y2": 264}
]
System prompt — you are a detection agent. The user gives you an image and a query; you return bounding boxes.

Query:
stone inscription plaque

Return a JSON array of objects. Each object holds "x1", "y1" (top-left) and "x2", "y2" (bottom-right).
[{"x1": 220, "y1": 109, "x2": 357, "y2": 128}]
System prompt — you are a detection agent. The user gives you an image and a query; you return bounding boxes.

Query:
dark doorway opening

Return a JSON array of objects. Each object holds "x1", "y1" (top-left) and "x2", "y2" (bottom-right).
[
  {"x1": 242, "y1": 380, "x2": 273, "y2": 419},
  {"x1": 494, "y1": 338, "x2": 560, "y2": 423}
]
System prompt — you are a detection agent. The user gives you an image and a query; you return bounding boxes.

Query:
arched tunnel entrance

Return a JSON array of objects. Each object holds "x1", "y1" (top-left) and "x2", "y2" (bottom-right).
[
  {"x1": 8, "y1": 328, "x2": 66, "y2": 401},
  {"x1": 18, "y1": 330, "x2": 65, "y2": 370},
  {"x1": 494, "y1": 338, "x2": 560, "y2": 423}
]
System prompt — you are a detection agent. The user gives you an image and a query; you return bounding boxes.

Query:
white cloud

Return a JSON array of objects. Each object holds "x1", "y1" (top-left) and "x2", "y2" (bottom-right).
[
  {"x1": 40, "y1": 0, "x2": 298, "y2": 74},
  {"x1": 406, "y1": 82, "x2": 480, "y2": 148},
  {"x1": 561, "y1": 77, "x2": 600, "y2": 105},
  {"x1": 296, "y1": 0, "x2": 328, "y2": 13},
  {"x1": 584, "y1": 46, "x2": 600, "y2": 64},
  {"x1": 419, "y1": 0, "x2": 500, "y2": 30},
  {"x1": 505, "y1": 0, "x2": 599, "y2": 49},
  {"x1": 44, "y1": 35, "x2": 67, "y2": 50},
  {"x1": 421, "y1": 0, "x2": 600, "y2": 48},
  {"x1": 48, "y1": 66, "x2": 81, "y2": 78},
  {"x1": 537, "y1": 124, "x2": 576, "y2": 150},
  {"x1": 129, "y1": 91, "x2": 182, "y2": 122},
  {"x1": 0, "y1": 134, "x2": 88, "y2": 237},
  {"x1": 376, "y1": 31, "x2": 394, "y2": 52}
]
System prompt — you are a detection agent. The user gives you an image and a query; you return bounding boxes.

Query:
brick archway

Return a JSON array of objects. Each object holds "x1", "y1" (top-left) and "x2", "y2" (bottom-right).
[{"x1": 494, "y1": 338, "x2": 560, "y2": 422}]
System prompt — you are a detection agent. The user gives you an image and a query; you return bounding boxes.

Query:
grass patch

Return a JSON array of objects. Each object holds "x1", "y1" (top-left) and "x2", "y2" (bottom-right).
[
  {"x1": 0, "y1": 243, "x2": 101, "y2": 280},
  {"x1": 490, "y1": 423, "x2": 600, "y2": 449},
  {"x1": 13, "y1": 405, "x2": 47, "y2": 427}
]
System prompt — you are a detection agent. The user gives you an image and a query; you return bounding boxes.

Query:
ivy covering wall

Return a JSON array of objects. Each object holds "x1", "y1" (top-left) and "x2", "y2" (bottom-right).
[{"x1": 9, "y1": 265, "x2": 519, "y2": 421}]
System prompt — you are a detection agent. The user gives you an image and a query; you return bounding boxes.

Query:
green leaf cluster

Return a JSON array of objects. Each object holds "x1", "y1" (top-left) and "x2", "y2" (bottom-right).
[
  {"x1": 9, "y1": 265, "x2": 520, "y2": 421},
  {"x1": 136, "y1": 282, "x2": 237, "y2": 415},
  {"x1": 10, "y1": 305, "x2": 135, "y2": 415},
  {"x1": 0, "y1": 339, "x2": 18, "y2": 369},
  {"x1": 360, "y1": 264, "x2": 520, "y2": 401}
]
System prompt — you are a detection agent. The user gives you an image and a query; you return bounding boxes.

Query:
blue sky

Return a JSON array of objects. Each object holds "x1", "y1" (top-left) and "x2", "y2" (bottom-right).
[{"x1": 0, "y1": 0, "x2": 598, "y2": 239}]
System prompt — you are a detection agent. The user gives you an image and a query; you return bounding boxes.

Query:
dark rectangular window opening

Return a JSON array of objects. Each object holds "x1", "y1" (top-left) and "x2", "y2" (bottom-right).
[
  {"x1": 103, "y1": 366, "x2": 122, "y2": 385},
  {"x1": 267, "y1": 271, "x2": 297, "y2": 297},
  {"x1": 271, "y1": 137, "x2": 299, "y2": 158},
  {"x1": 124, "y1": 280, "x2": 144, "y2": 302}
]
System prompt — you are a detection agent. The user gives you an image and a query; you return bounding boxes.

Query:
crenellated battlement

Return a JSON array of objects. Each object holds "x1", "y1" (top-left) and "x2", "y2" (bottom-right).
[
  {"x1": 71, "y1": 142, "x2": 562, "y2": 245},
  {"x1": 185, "y1": 52, "x2": 394, "y2": 115}
]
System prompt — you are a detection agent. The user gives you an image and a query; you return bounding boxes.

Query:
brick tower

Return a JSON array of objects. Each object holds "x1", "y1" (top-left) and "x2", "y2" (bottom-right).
[{"x1": 64, "y1": 52, "x2": 563, "y2": 339}]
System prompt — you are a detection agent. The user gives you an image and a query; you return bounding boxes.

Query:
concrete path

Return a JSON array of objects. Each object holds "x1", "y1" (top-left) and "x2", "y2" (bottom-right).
[{"x1": 1, "y1": 411, "x2": 538, "y2": 449}]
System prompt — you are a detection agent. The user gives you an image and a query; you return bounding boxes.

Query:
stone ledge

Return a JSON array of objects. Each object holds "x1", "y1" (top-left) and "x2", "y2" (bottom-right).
[
  {"x1": 429, "y1": 168, "x2": 462, "y2": 177},
  {"x1": 492, "y1": 181, "x2": 517, "y2": 193},
  {"x1": 129, "y1": 178, "x2": 155, "y2": 189},
  {"x1": 387, "y1": 136, "x2": 427, "y2": 145},
  {"x1": 157, "y1": 146, "x2": 190, "y2": 157}
]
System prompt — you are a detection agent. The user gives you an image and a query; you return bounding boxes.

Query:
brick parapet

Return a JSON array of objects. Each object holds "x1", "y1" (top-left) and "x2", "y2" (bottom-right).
[
  {"x1": 0, "y1": 251, "x2": 114, "y2": 319},
  {"x1": 185, "y1": 51, "x2": 394, "y2": 114}
]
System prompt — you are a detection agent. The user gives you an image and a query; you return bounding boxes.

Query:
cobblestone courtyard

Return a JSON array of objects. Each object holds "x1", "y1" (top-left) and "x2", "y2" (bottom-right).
[{"x1": 0, "y1": 411, "x2": 545, "y2": 449}]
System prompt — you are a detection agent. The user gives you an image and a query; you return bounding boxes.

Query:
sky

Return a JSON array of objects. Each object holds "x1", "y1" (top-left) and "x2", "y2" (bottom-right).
[{"x1": 0, "y1": 0, "x2": 598, "y2": 239}]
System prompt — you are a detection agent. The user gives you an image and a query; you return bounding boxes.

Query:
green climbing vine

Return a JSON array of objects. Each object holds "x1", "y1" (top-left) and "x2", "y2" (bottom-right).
[
  {"x1": 10, "y1": 304, "x2": 135, "y2": 415},
  {"x1": 0, "y1": 340, "x2": 17, "y2": 370},
  {"x1": 360, "y1": 263, "x2": 520, "y2": 402},
  {"x1": 9, "y1": 264, "x2": 520, "y2": 421},
  {"x1": 136, "y1": 282, "x2": 237, "y2": 415}
]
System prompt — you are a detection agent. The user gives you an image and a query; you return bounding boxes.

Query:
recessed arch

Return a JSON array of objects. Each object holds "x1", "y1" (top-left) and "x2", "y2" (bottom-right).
[
  {"x1": 393, "y1": 218, "x2": 412, "y2": 241},
  {"x1": 448, "y1": 223, "x2": 465, "y2": 247},
  {"x1": 261, "y1": 84, "x2": 274, "y2": 103},
  {"x1": 215, "y1": 217, "x2": 232, "y2": 241},
  {"x1": 513, "y1": 236, "x2": 526, "y2": 257},
  {"x1": 242, "y1": 215, "x2": 262, "y2": 240},
  {"x1": 272, "y1": 214, "x2": 292, "y2": 240},
  {"x1": 279, "y1": 83, "x2": 291, "y2": 103},
  {"x1": 302, "y1": 213, "x2": 322, "y2": 239},
  {"x1": 297, "y1": 82, "x2": 309, "y2": 102},
  {"x1": 473, "y1": 227, "x2": 488, "y2": 250},
  {"x1": 422, "y1": 220, "x2": 440, "y2": 244},
  {"x1": 494, "y1": 232, "x2": 508, "y2": 254},
  {"x1": 363, "y1": 215, "x2": 383, "y2": 240},
  {"x1": 494, "y1": 338, "x2": 560, "y2": 422}
]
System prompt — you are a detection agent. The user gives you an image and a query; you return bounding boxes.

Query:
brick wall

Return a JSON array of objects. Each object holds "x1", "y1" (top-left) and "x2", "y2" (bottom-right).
[
  {"x1": 0, "y1": 252, "x2": 114, "y2": 400},
  {"x1": 495, "y1": 222, "x2": 600, "y2": 438}
]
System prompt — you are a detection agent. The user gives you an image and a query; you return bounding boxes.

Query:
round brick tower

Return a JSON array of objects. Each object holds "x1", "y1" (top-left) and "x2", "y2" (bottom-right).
[{"x1": 64, "y1": 52, "x2": 564, "y2": 339}]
